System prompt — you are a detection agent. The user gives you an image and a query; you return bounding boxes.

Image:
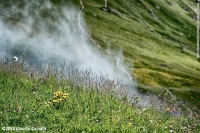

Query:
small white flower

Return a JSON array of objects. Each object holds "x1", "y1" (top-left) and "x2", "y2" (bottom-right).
[
  {"x1": 142, "y1": 108, "x2": 148, "y2": 111},
  {"x1": 14, "y1": 56, "x2": 18, "y2": 62}
]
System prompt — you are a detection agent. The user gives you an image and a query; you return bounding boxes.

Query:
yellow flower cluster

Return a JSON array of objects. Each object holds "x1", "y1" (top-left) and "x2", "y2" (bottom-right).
[{"x1": 46, "y1": 91, "x2": 69, "y2": 107}]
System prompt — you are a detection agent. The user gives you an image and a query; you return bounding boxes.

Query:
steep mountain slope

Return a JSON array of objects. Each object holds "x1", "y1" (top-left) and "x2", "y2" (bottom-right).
[
  {"x1": 0, "y1": 0, "x2": 199, "y2": 105},
  {"x1": 75, "y1": 0, "x2": 200, "y2": 104}
]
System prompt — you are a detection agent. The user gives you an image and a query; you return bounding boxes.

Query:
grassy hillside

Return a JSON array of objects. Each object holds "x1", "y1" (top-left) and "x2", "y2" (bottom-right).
[
  {"x1": 74, "y1": 0, "x2": 200, "y2": 105},
  {"x1": 0, "y1": 0, "x2": 199, "y2": 105},
  {"x1": 0, "y1": 59, "x2": 199, "y2": 132},
  {"x1": 0, "y1": 0, "x2": 200, "y2": 132}
]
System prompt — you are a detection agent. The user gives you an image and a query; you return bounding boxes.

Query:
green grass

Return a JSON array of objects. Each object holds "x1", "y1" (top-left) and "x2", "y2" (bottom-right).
[
  {"x1": 0, "y1": 0, "x2": 200, "y2": 104},
  {"x1": 1, "y1": 0, "x2": 200, "y2": 132},
  {"x1": 0, "y1": 60, "x2": 199, "y2": 132},
  {"x1": 79, "y1": 0, "x2": 200, "y2": 104}
]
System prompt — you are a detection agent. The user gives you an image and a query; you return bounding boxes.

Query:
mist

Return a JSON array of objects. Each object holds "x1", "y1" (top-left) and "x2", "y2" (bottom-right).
[{"x1": 0, "y1": 0, "x2": 136, "y2": 87}]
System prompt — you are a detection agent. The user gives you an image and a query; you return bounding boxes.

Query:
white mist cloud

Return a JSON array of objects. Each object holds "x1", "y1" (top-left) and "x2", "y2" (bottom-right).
[{"x1": 0, "y1": 0, "x2": 135, "y2": 86}]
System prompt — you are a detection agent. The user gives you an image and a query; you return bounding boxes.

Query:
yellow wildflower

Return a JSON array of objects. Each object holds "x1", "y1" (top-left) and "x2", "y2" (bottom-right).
[
  {"x1": 37, "y1": 98, "x2": 41, "y2": 101},
  {"x1": 53, "y1": 100, "x2": 58, "y2": 103},
  {"x1": 57, "y1": 91, "x2": 63, "y2": 96},
  {"x1": 54, "y1": 91, "x2": 63, "y2": 97},
  {"x1": 46, "y1": 104, "x2": 50, "y2": 107},
  {"x1": 166, "y1": 108, "x2": 170, "y2": 111},
  {"x1": 57, "y1": 99, "x2": 63, "y2": 103},
  {"x1": 63, "y1": 93, "x2": 69, "y2": 96},
  {"x1": 53, "y1": 92, "x2": 57, "y2": 96},
  {"x1": 47, "y1": 91, "x2": 69, "y2": 107},
  {"x1": 62, "y1": 95, "x2": 68, "y2": 99}
]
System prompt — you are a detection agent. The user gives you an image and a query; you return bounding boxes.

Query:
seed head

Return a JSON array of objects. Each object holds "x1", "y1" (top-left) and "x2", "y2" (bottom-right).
[{"x1": 14, "y1": 56, "x2": 18, "y2": 62}]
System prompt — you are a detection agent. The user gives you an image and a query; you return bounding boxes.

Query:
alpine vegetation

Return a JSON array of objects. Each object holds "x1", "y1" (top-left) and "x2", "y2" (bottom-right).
[
  {"x1": 0, "y1": 0, "x2": 135, "y2": 87},
  {"x1": 0, "y1": 57, "x2": 199, "y2": 132}
]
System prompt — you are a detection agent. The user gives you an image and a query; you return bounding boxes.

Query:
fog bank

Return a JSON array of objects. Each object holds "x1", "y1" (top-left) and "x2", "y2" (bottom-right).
[{"x1": 0, "y1": 0, "x2": 136, "y2": 86}]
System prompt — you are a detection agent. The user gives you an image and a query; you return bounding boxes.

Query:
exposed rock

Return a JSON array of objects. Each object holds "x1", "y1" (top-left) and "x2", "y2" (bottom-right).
[
  {"x1": 182, "y1": 6, "x2": 189, "y2": 11},
  {"x1": 165, "y1": 38, "x2": 170, "y2": 42},
  {"x1": 168, "y1": 2, "x2": 174, "y2": 6},
  {"x1": 101, "y1": 7, "x2": 108, "y2": 12},
  {"x1": 192, "y1": 14, "x2": 197, "y2": 20},
  {"x1": 149, "y1": 8, "x2": 154, "y2": 17},
  {"x1": 129, "y1": 66, "x2": 140, "y2": 68},
  {"x1": 93, "y1": 14, "x2": 100, "y2": 18},
  {"x1": 160, "y1": 64, "x2": 172, "y2": 69},
  {"x1": 100, "y1": 7, "x2": 122, "y2": 18},
  {"x1": 181, "y1": 46, "x2": 185, "y2": 53},
  {"x1": 156, "y1": 5, "x2": 160, "y2": 10}
]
